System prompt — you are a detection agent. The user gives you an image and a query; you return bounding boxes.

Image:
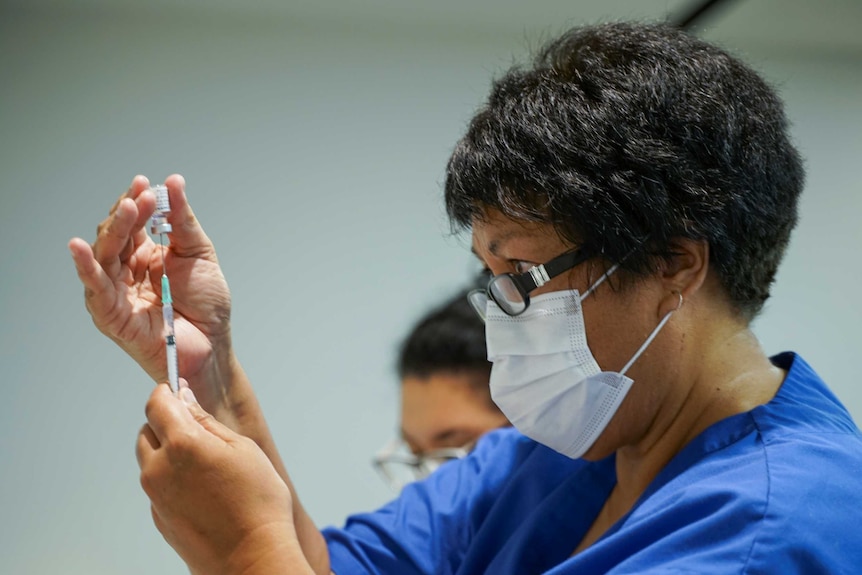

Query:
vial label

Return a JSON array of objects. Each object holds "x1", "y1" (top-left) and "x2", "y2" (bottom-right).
[{"x1": 152, "y1": 185, "x2": 171, "y2": 213}]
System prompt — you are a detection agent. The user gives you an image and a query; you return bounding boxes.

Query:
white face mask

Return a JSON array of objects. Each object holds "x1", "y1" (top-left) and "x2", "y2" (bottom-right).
[{"x1": 484, "y1": 271, "x2": 678, "y2": 460}]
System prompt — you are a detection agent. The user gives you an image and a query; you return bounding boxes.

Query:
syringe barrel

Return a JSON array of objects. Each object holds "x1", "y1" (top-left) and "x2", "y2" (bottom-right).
[
  {"x1": 162, "y1": 302, "x2": 175, "y2": 335},
  {"x1": 166, "y1": 335, "x2": 179, "y2": 391}
]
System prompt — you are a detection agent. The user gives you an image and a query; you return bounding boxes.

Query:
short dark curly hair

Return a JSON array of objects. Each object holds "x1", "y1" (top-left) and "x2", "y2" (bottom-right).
[{"x1": 445, "y1": 23, "x2": 804, "y2": 320}]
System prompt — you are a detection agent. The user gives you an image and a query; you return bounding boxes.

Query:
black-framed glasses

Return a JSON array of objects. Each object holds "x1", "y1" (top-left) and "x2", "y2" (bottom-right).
[{"x1": 468, "y1": 248, "x2": 591, "y2": 320}]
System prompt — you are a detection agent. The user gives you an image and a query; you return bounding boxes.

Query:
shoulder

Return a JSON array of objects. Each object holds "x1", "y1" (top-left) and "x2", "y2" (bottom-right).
[
  {"x1": 615, "y1": 353, "x2": 862, "y2": 572},
  {"x1": 758, "y1": 352, "x2": 860, "y2": 436},
  {"x1": 750, "y1": 352, "x2": 862, "y2": 516},
  {"x1": 742, "y1": 353, "x2": 862, "y2": 571}
]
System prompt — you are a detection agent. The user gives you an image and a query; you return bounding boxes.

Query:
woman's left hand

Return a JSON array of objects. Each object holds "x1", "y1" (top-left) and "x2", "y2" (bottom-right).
[{"x1": 137, "y1": 382, "x2": 313, "y2": 575}]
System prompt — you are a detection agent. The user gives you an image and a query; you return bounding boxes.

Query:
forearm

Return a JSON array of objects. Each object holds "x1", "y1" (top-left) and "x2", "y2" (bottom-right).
[{"x1": 195, "y1": 344, "x2": 331, "y2": 575}]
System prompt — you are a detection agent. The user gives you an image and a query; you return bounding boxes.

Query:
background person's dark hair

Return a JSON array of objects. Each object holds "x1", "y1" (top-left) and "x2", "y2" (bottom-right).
[
  {"x1": 397, "y1": 273, "x2": 491, "y2": 389},
  {"x1": 445, "y1": 22, "x2": 805, "y2": 320}
]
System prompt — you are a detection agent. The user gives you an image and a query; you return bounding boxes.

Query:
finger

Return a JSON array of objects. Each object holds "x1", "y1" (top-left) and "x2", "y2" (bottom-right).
[
  {"x1": 144, "y1": 382, "x2": 196, "y2": 444},
  {"x1": 69, "y1": 238, "x2": 118, "y2": 311},
  {"x1": 178, "y1": 382, "x2": 238, "y2": 444},
  {"x1": 93, "y1": 197, "x2": 139, "y2": 276},
  {"x1": 145, "y1": 381, "x2": 238, "y2": 452},
  {"x1": 136, "y1": 423, "x2": 160, "y2": 469},
  {"x1": 94, "y1": 174, "x2": 157, "y2": 266},
  {"x1": 98, "y1": 175, "x2": 151, "y2": 238},
  {"x1": 162, "y1": 174, "x2": 216, "y2": 258},
  {"x1": 125, "y1": 175, "x2": 152, "y2": 201},
  {"x1": 120, "y1": 188, "x2": 158, "y2": 262},
  {"x1": 102, "y1": 175, "x2": 149, "y2": 220}
]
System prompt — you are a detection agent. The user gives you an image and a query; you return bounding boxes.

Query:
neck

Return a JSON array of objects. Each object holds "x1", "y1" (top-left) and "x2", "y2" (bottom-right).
[{"x1": 612, "y1": 322, "x2": 784, "y2": 506}]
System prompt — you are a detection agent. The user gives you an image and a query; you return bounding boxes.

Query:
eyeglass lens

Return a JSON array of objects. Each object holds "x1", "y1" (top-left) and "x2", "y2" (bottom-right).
[
  {"x1": 489, "y1": 276, "x2": 527, "y2": 315},
  {"x1": 373, "y1": 440, "x2": 472, "y2": 490},
  {"x1": 467, "y1": 289, "x2": 489, "y2": 321}
]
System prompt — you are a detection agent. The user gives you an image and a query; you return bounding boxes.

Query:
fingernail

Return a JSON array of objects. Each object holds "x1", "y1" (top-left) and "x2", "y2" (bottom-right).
[{"x1": 180, "y1": 386, "x2": 198, "y2": 406}]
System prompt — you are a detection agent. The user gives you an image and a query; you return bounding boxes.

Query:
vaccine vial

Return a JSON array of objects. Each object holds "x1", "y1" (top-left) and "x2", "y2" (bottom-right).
[{"x1": 149, "y1": 185, "x2": 172, "y2": 235}]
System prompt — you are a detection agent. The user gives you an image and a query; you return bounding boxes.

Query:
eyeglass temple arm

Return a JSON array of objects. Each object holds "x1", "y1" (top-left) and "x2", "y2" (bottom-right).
[{"x1": 514, "y1": 248, "x2": 590, "y2": 292}]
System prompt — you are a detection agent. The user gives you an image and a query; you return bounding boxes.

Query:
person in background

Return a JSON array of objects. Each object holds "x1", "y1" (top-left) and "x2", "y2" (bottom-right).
[{"x1": 373, "y1": 278, "x2": 510, "y2": 490}]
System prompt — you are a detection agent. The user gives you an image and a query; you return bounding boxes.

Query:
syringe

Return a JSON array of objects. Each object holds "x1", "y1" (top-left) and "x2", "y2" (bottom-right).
[
  {"x1": 161, "y1": 273, "x2": 179, "y2": 392},
  {"x1": 149, "y1": 185, "x2": 180, "y2": 393}
]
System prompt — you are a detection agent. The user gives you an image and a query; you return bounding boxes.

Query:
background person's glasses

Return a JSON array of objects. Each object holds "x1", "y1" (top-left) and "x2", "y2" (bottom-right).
[
  {"x1": 468, "y1": 248, "x2": 591, "y2": 320},
  {"x1": 372, "y1": 438, "x2": 472, "y2": 491}
]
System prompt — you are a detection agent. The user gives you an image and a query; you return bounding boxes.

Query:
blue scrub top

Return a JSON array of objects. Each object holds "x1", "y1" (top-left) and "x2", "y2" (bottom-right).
[{"x1": 323, "y1": 353, "x2": 862, "y2": 574}]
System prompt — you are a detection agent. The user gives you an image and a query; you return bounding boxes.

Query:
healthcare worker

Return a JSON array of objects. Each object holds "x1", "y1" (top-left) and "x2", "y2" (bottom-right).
[
  {"x1": 69, "y1": 22, "x2": 862, "y2": 575},
  {"x1": 374, "y1": 280, "x2": 510, "y2": 491}
]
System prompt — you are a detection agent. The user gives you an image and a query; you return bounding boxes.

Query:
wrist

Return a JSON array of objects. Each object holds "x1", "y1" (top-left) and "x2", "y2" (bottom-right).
[
  {"x1": 225, "y1": 523, "x2": 315, "y2": 575},
  {"x1": 202, "y1": 344, "x2": 247, "y2": 416},
  {"x1": 193, "y1": 345, "x2": 265, "y2": 437}
]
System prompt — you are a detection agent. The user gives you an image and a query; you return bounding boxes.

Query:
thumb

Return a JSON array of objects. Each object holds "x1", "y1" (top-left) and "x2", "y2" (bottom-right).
[
  {"x1": 178, "y1": 382, "x2": 236, "y2": 443},
  {"x1": 163, "y1": 174, "x2": 216, "y2": 259}
]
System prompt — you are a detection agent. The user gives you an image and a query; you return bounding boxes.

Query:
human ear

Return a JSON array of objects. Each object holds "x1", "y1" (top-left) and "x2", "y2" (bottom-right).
[{"x1": 659, "y1": 238, "x2": 709, "y2": 314}]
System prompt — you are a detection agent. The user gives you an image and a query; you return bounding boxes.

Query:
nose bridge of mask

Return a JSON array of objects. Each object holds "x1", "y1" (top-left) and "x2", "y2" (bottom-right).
[
  {"x1": 486, "y1": 291, "x2": 591, "y2": 359},
  {"x1": 485, "y1": 264, "x2": 616, "y2": 358}
]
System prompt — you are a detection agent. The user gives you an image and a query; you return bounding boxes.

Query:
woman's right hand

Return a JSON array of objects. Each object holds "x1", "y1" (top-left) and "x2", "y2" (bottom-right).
[
  {"x1": 69, "y1": 174, "x2": 234, "y2": 413},
  {"x1": 138, "y1": 383, "x2": 315, "y2": 575}
]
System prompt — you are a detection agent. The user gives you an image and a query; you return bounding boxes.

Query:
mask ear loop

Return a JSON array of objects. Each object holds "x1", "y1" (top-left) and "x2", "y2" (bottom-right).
[
  {"x1": 619, "y1": 291, "x2": 684, "y2": 376},
  {"x1": 579, "y1": 240, "x2": 645, "y2": 302},
  {"x1": 580, "y1": 263, "x2": 620, "y2": 301}
]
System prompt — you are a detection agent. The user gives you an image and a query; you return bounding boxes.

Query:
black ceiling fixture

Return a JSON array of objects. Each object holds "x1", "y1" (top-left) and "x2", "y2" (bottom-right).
[{"x1": 672, "y1": 0, "x2": 738, "y2": 30}]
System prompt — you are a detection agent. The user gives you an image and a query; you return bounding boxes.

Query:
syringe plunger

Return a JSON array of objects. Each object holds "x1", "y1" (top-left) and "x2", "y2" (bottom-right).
[{"x1": 150, "y1": 184, "x2": 173, "y2": 235}]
